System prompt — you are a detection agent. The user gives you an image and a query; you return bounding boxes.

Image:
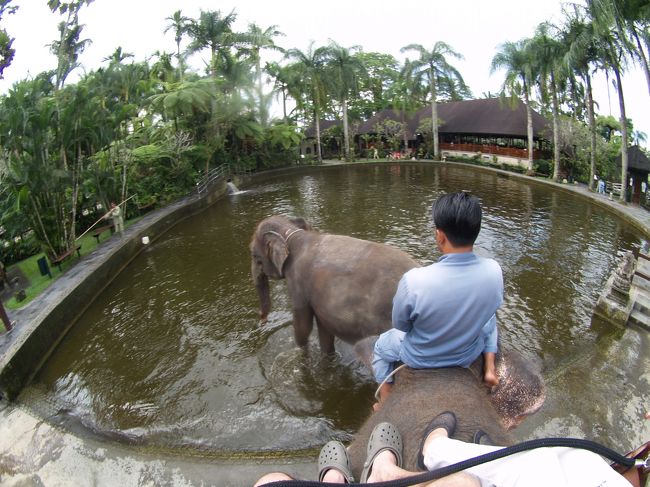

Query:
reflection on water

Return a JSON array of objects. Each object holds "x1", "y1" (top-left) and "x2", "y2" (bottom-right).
[{"x1": 29, "y1": 164, "x2": 649, "y2": 453}]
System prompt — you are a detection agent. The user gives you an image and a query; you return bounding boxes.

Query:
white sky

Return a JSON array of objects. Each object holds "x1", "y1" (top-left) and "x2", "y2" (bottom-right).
[{"x1": 0, "y1": 0, "x2": 648, "y2": 147}]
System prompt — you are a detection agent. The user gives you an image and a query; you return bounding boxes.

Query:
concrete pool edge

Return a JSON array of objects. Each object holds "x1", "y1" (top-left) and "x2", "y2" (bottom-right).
[{"x1": 0, "y1": 160, "x2": 648, "y2": 482}]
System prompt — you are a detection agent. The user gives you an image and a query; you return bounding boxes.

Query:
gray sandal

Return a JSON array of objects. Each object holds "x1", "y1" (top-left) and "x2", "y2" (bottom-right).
[
  {"x1": 318, "y1": 441, "x2": 355, "y2": 483},
  {"x1": 360, "y1": 422, "x2": 403, "y2": 482}
]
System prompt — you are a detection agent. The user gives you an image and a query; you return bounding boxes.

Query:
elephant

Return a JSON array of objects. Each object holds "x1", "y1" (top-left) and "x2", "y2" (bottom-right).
[
  {"x1": 349, "y1": 338, "x2": 546, "y2": 476},
  {"x1": 250, "y1": 215, "x2": 419, "y2": 353}
]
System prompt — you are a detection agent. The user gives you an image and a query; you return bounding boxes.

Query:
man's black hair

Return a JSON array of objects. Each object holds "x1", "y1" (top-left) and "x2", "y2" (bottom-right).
[{"x1": 431, "y1": 191, "x2": 482, "y2": 247}]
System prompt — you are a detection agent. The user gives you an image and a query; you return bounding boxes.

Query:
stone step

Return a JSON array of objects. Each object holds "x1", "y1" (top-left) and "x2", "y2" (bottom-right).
[
  {"x1": 634, "y1": 292, "x2": 650, "y2": 315},
  {"x1": 633, "y1": 274, "x2": 650, "y2": 293},
  {"x1": 628, "y1": 308, "x2": 650, "y2": 331}
]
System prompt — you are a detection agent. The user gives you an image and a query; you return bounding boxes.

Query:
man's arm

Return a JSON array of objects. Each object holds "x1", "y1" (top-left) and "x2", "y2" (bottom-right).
[{"x1": 481, "y1": 315, "x2": 498, "y2": 354}]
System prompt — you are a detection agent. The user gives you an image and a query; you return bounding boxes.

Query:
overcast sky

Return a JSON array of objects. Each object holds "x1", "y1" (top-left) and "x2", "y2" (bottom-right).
[{"x1": 1, "y1": 0, "x2": 648, "y2": 147}]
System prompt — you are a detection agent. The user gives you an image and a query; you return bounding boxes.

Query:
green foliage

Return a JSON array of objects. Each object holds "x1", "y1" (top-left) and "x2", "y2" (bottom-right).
[{"x1": 533, "y1": 159, "x2": 553, "y2": 176}]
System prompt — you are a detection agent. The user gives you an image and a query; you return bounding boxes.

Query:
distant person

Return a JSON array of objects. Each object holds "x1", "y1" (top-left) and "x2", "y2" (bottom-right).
[
  {"x1": 598, "y1": 179, "x2": 606, "y2": 194},
  {"x1": 105, "y1": 202, "x2": 124, "y2": 236}
]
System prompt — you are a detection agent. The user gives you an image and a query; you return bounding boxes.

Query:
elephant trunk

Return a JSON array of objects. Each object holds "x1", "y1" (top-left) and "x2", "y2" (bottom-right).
[{"x1": 252, "y1": 260, "x2": 271, "y2": 323}]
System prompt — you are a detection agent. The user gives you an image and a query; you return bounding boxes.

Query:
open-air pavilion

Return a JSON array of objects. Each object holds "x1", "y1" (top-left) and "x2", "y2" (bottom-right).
[{"x1": 356, "y1": 98, "x2": 552, "y2": 166}]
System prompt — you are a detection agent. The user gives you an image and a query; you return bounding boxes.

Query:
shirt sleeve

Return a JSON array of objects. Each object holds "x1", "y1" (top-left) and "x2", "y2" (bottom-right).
[
  {"x1": 481, "y1": 314, "x2": 498, "y2": 353},
  {"x1": 392, "y1": 275, "x2": 414, "y2": 333}
]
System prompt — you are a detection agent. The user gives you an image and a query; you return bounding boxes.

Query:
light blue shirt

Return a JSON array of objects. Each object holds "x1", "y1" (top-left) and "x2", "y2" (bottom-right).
[{"x1": 392, "y1": 252, "x2": 503, "y2": 369}]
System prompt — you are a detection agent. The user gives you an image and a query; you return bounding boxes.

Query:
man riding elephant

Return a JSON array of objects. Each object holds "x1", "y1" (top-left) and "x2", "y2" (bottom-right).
[{"x1": 372, "y1": 191, "x2": 502, "y2": 410}]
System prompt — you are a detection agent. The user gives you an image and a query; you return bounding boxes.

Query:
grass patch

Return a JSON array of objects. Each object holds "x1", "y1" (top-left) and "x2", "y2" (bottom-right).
[{"x1": 3, "y1": 217, "x2": 141, "y2": 310}]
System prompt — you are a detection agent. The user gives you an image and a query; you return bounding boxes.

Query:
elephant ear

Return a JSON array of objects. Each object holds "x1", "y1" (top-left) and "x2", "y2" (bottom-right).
[
  {"x1": 290, "y1": 217, "x2": 311, "y2": 231},
  {"x1": 266, "y1": 233, "x2": 289, "y2": 277}
]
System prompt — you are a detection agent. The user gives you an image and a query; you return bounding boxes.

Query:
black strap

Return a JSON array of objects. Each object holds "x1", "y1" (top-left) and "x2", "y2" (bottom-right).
[{"x1": 263, "y1": 437, "x2": 636, "y2": 487}]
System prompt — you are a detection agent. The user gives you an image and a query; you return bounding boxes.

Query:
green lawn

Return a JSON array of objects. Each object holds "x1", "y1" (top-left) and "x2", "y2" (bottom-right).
[{"x1": 3, "y1": 217, "x2": 142, "y2": 311}]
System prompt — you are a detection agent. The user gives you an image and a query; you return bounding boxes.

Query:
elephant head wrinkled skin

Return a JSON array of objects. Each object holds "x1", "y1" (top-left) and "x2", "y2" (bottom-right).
[
  {"x1": 349, "y1": 340, "x2": 546, "y2": 476},
  {"x1": 250, "y1": 215, "x2": 419, "y2": 353}
]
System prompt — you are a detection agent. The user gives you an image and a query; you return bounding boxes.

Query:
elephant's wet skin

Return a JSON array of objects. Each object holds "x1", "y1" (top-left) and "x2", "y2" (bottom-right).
[
  {"x1": 250, "y1": 215, "x2": 419, "y2": 352},
  {"x1": 347, "y1": 351, "x2": 545, "y2": 477}
]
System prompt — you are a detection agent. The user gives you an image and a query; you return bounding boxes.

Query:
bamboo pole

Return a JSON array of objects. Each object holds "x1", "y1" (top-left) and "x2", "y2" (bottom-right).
[{"x1": 75, "y1": 195, "x2": 135, "y2": 242}]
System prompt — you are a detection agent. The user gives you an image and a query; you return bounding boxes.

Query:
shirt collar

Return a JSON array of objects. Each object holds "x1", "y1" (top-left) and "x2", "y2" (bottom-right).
[{"x1": 438, "y1": 252, "x2": 476, "y2": 263}]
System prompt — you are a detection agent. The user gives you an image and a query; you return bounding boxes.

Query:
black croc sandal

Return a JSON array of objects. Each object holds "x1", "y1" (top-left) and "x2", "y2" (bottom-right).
[{"x1": 416, "y1": 411, "x2": 457, "y2": 471}]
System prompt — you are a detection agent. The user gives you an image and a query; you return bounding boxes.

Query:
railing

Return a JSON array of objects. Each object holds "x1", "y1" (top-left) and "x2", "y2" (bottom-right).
[
  {"x1": 606, "y1": 182, "x2": 623, "y2": 197},
  {"x1": 195, "y1": 163, "x2": 253, "y2": 194},
  {"x1": 439, "y1": 143, "x2": 545, "y2": 160}
]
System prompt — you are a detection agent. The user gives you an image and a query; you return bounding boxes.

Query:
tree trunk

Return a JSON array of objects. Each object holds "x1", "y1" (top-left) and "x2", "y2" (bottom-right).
[
  {"x1": 586, "y1": 74, "x2": 597, "y2": 191},
  {"x1": 314, "y1": 108, "x2": 323, "y2": 164},
  {"x1": 550, "y1": 72, "x2": 561, "y2": 181},
  {"x1": 342, "y1": 97, "x2": 350, "y2": 161},
  {"x1": 282, "y1": 87, "x2": 288, "y2": 122},
  {"x1": 614, "y1": 67, "x2": 629, "y2": 203},
  {"x1": 430, "y1": 75, "x2": 439, "y2": 159},
  {"x1": 523, "y1": 81, "x2": 534, "y2": 171},
  {"x1": 256, "y1": 53, "x2": 267, "y2": 127}
]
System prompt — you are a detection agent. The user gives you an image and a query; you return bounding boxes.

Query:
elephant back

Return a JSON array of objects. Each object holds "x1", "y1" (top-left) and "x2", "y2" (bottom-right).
[{"x1": 348, "y1": 365, "x2": 512, "y2": 476}]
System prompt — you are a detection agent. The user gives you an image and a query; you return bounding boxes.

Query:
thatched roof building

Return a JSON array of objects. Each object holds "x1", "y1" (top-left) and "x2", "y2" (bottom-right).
[
  {"x1": 302, "y1": 98, "x2": 552, "y2": 162},
  {"x1": 358, "y1": 98, "x2": 550, "y2": 140}
]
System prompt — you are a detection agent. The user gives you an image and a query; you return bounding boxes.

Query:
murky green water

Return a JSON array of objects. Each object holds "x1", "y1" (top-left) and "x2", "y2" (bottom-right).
[{"x1": 29, "y1": 163, "x2": 650, "y2": 453}]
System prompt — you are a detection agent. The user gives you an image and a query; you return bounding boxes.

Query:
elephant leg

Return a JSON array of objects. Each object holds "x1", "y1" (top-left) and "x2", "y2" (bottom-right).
[
  {"x1": 292, "y1": 306, "x2": 314, "y2": 348},
  {"x1": 316, "y1": 317, "x2": 335, "y2": 355}
]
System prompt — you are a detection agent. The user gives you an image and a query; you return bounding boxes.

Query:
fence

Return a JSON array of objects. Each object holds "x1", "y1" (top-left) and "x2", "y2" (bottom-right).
[{"x1": 195, "y1": 163, "x2": 252, "y2": 195}]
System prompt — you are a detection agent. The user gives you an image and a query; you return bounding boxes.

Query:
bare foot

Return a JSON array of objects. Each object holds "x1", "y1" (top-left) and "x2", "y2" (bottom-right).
[
  {"x1": 483, "y1": 370, "x2": 499, "y2": 388},
  {"x1": 645, "y1": 411, "x2": 650, "y2": 420}
]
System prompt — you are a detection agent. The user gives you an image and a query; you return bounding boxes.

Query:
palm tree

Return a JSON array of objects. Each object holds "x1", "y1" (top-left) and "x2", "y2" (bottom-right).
[
  {"x1": 241, "y1": 23, "x2": 284, "y2": 127},
  {"x1": 265, "y1": 61, "x2": 300, "y2": 122},
  {"x1": 388, "y1": 58, "x2": 425, "y2": 153},
  {"x1": 47, "y1": 0, "x2": 92, "y2": 90},
  {"x1": 490, "y1": 40, "x2": 536, "y2": 171},
  {"x1": 561, "y1": 11, "x2": 603, "y2": 190},
  {"x1": 529, "y1": 23, "x2": 565, "y2": 181},
  {"x1": 323, "y1": 41, "x2": 365, "y2": 161},
  {"x1": 285, "y1": 42, "x2": 329, "y2": 163},
  {"x1": 588, "y1": 0, "x2": 632, "y2": 201},
  {"x1": 400, "y1": 42, "x2": 468, "y2": 159},
  {"x1": 164, "y1": 9, "x2": 191, "y2": 81},
  {"x1": 185, "y1": 9, "x2": 239, "y2": 79},
  {"x1": 590, "y1": 0, "x2": 650, "y2": 95}
]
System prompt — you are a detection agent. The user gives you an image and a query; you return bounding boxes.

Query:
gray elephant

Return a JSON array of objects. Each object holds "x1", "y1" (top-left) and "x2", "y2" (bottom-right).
[
  {"x1": 250, "y1": 215, "x2": 419, "y2": 353},
  {"x1": 349, "y1": 340, "x2": 546, "y2": 476}
]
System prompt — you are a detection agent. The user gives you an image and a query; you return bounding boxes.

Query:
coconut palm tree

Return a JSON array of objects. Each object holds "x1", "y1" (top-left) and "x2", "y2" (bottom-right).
[
  {"x1": 185, "y1": 9, "x2": 239, "y2": 79},
  {"x1": 400, "y1": 42, "x2": 468, "y2": 159},
  {"x1": 323, "y1": 41, "x2": 366, "y2": 161},
  {"x1": 47, "y1": 0, "x2": 92, "y2": 90},
  {"x1": 265, "y1": 61, "x2": 301, "y2": 122},
  {"x1": 529, "y1": 23, "x2": 565, "y2": 181},
  {"x1": 285, "y1": 42, "x2": 329, "y2": 163},
  {"x1": 164, "y1": 9, "x2": 191, "y2": 81},
  {"x1": 490, "y1": 40, "x2": 536, "y2": 171},
  {"x1": 589, "y1": 0, "x2": 650, "y2": 95},
  {"x1": 561, "y1": 11, "x2": 603, "y2": 190},
  {"x1": 241, "y1": 23, "x2": 285, "y2": 127},
  {"x1": 587, "y1": 0, "x2": 632, "y2": 201}
]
